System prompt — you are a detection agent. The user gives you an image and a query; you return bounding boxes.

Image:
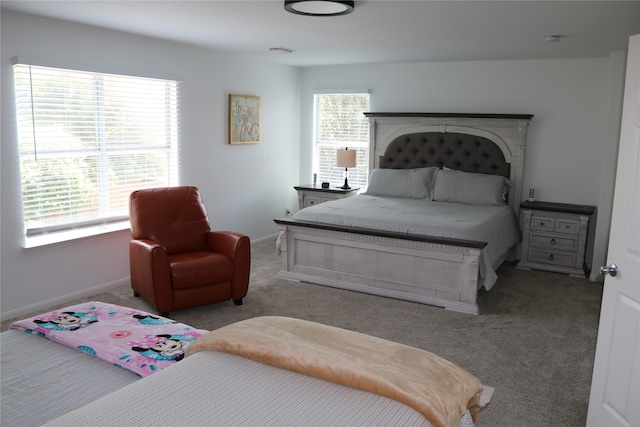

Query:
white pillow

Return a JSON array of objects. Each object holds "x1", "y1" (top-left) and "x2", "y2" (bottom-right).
[
  {"x1": 433, "y1": 169, "x2": 509, "y2": 205},
  {"x1": 363, "y1": 167, "x2": 438, "y2": 199}
]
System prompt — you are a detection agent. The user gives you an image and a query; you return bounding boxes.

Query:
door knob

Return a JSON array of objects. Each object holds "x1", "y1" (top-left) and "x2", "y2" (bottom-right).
[{"x1": 599, "y1": 263, "x2": 618, "y2": 277}]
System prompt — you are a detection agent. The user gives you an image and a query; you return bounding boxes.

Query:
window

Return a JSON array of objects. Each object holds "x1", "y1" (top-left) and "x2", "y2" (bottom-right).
[
  {"x1": 12, "y1": 60, "x2": 179, "y2": 244},
  {"x1": 313, "y1": 92, "x2": 370, "y2": 188}
]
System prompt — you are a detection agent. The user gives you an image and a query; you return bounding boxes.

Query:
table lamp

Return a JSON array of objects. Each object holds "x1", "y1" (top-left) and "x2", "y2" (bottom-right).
[{"x1": 336, "y1": 147, "x2": 356, "y2": 189}]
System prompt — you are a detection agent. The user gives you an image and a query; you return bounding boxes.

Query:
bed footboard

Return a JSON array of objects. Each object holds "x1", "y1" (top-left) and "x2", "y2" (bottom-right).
[{"x1": 275, "y1": 220, "x2": 486, "y2": 315}]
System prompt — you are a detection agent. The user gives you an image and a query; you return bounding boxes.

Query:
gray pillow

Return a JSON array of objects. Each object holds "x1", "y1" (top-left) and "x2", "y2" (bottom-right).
[
  {"x1": 433, "y1": 169, "x2": 509, "y2": 205},
  {"x1": 363, "y1": 167, "x2": 438, "y2": 199}
]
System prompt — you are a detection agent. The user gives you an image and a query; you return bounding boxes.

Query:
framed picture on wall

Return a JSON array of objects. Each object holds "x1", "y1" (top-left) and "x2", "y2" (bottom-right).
[{"x1": 228, "y1": 94, "x2": 260, "y2": 144}]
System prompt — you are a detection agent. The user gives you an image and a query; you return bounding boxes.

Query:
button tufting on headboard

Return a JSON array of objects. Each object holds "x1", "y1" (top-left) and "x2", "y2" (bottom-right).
[{"x1": 380, "y1": 132, "x2": 510, "y2": 179}]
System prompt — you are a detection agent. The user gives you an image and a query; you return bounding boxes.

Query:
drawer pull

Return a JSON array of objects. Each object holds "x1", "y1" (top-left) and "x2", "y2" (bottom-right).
[
  {"x1": 550, "y1": 238, "x2": 556, "y2": 245},
  {"x1": 540, "y1": 222, "x2": 544, "y2": 226},
  {"x1": 548, "y1": 254, "x2": 555, "y2": 261}
]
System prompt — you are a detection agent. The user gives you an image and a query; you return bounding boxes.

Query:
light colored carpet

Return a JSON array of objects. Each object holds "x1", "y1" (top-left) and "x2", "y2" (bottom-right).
[{"x1": 2, "y1": 237, "x2": 603, "y2": 426}]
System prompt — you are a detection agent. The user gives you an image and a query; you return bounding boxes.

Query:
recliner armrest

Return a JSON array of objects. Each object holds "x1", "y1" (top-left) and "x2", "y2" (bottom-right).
[
  {"x1": 206, "y1": 232, "x2": 246, "y2": 258},
  {"x1": 131, "y1": 238, "x2": 164, "y2": 253},
  {"x1": 207, "y1": 232, "x2": 250, "y2": 298},
  {"x1": 129, "y1": 239, "x2": 173, "y2": 312}
]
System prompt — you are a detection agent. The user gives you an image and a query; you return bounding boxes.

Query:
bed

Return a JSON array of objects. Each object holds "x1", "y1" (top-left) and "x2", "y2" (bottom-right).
[
  {"x1": 275, "y1": 113, "x2": 533, "y2": 314},
  {"x1": 1, "y1": 302, "x2": 489, "y2": 427}
]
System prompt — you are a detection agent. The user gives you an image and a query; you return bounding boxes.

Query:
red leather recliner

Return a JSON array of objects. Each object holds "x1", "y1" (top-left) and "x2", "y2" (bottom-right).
[{"x1": 129, "y1": 186, "x2": 250, "y2": 316}]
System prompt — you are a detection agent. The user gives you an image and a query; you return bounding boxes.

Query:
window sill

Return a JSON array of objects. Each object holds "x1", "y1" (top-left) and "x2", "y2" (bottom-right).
[{"x1": 23, "y1": 221, "x2": 131, "y2": 251}]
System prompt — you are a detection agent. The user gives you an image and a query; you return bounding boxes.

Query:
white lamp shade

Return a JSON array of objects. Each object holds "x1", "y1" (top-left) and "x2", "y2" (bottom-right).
[{"x1": 336, "y1": 148, "x2": 356, "y2": 168}]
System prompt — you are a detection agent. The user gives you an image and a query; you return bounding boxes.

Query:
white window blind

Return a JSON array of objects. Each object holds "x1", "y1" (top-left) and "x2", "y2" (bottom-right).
[
  {"x1": 313, "y1": 93, "x2": 370, "y2": 188},
  {"x1": 13, "y1": 62, "x2": 180, "y2": 238}
]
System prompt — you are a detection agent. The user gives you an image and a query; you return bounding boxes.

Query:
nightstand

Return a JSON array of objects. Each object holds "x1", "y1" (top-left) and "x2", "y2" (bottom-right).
[
  {"x1": 294, "y1": 185, "x2": 359, "y2": 209},
  {"x1": 518, "y1": 201, "x2": 596, "y2": 277}
]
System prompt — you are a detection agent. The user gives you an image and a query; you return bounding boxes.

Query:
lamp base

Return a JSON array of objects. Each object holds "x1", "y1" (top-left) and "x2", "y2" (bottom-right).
[{"x1": 340, "y1": 177, "x2": 351, "y2": 190}]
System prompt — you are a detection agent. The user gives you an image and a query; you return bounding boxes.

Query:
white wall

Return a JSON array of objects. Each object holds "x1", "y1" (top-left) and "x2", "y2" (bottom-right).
[
  {"x1": 1, "y1": 11, "x2": 301, "y2": 318},
  {"x1": 299, "y1": 56, "x2": 626, "y2": 280}
]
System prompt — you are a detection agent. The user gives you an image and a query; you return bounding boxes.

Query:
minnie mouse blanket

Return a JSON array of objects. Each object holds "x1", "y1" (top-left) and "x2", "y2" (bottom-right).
[{"x1": 9, "y1": 301, "x2": 208, "y2": 377}]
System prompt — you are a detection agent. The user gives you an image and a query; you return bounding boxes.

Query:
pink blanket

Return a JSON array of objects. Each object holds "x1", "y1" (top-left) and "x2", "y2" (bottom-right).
[{"x1": 10, "y1": 301, "x2": 208, "y2": 377}]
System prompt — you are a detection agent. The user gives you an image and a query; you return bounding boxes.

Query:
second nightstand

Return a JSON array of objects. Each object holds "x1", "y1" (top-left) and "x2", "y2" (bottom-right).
[
  {"x1": 518, "y1": 200, "x2": 596, "y2": 278},
  {"x1": 294, "y1": 185, "x2": 359, "y2": 210}
]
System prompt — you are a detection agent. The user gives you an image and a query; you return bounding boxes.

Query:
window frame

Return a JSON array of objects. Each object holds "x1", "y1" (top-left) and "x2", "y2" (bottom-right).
[
  {"x1": 12, "y1": 57, "x2": 180, "y2": 248},
  {"x1": 311, "y1": 91, "x2": 370, "y2": 189}
]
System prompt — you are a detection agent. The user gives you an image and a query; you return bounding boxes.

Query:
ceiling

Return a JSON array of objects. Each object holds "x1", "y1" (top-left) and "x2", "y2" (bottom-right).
[{"x1": 2, "y1": 1, "x2": 639, "y2": 67}]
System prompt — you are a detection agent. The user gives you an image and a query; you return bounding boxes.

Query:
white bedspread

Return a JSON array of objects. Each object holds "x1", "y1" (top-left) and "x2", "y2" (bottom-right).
[
  {"x1": 291, "y1": 195, "x2": 521, "y2": 290},
  {"x1": 44, "y1": 350, "x2": 476, "y2": 427},
  {"x1": 1, "y1": 330, "x2": 139, "y2": 427}
]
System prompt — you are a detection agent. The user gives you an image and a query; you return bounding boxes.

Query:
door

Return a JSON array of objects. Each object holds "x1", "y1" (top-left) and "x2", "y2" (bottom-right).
[{"x1": 586, "y1": 34, "x2": 640, "y2": 427}]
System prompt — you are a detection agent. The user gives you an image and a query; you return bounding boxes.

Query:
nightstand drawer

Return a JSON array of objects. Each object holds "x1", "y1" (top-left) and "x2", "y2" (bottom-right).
[
  {"x1": 529, "y1": 232, "x2": 579, "y2": 252},
  {"x1": 531, "y1": 215, "x2": 555, "y2": 232},
  {"x1": 555, "y1": 218, "x2": 580, "y2": 234},
  {"x1": 527, "y1": 248, "x2": 577, "y2": 268},
  {"x1": 303, "y1": 196, "x2": 327, "y2": 208},
  {"x1": 531, "y1": 214, "x2": 580, "y2": 235}
]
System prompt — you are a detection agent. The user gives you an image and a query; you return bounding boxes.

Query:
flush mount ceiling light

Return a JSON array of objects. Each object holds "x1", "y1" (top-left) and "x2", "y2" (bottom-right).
[
  {"x1": 284, "y1": 0, "x2": 354, "y2": 16},
  {"x1": 544, "y1": 35, "x2": 563, "y2": 43},
  {"x1": 269, "y1": 47, "x2": 295, "y2": 53}
]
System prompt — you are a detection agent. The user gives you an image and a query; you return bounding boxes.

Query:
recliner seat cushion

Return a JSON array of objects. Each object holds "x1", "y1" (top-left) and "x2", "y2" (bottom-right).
[{"x1": 169, "y1": 252, "x2": 234, "y2": 290}]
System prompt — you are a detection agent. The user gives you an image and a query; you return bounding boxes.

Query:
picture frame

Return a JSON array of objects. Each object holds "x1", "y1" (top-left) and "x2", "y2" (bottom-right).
[{"x1": 228, "y1": 94, "x2": 260, "y2": 144}]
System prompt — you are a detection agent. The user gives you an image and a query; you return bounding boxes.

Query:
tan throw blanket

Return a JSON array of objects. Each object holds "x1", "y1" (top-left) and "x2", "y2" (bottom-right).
[{"x1": 186, "y1": 316, "x2": 483, "y2": 427}]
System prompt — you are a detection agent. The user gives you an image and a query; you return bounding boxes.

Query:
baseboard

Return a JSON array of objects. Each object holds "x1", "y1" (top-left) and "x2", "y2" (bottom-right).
[{"x1": 1, "y1": 277, "x2": 130, "y2": 322}]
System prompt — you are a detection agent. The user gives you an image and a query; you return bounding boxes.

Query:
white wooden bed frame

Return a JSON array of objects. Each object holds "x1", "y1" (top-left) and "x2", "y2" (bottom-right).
[{"x1": 276, "y1": 113, "x2": 532, "y2": 314}]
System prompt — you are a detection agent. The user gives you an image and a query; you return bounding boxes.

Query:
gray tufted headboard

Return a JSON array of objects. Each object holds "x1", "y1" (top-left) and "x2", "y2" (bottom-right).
[
  {"x1": 365, "y1": 113, "x2": 533, "y2": 213},
  {"x1": 379, "y1": 132, "x2": 510, "y2": 179}
]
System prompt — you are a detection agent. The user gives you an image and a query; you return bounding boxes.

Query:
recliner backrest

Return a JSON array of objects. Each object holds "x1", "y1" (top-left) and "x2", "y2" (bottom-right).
[{"x1": 129, "y1": 186, "x2": 210, "y2": 254}]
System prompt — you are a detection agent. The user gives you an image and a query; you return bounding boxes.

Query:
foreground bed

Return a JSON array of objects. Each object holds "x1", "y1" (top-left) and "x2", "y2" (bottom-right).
[
  {"x1": 276, "y1": 113, "x2": 532, "y2": 314},
  {"x1": 1, "y1": 329, "x2": 140, "y2": 426},
  {"x1": 1, "y1": 302, "x2": 489, "y2": 427}
]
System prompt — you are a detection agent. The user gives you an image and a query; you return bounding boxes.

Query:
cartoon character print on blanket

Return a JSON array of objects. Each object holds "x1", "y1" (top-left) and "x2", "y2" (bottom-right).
[
  {"x1": 32, "y1": 311, "x2": 98, "y2": 331},
  {"x1": 9, "y1": 301, "x2": 208, "y2": 377},
  {"x1": 133, "y1": 314, "x2": 177, "y2": 326},
  {"x1": 131, "y1": 334, "x2": 197, "y2": 362}
]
